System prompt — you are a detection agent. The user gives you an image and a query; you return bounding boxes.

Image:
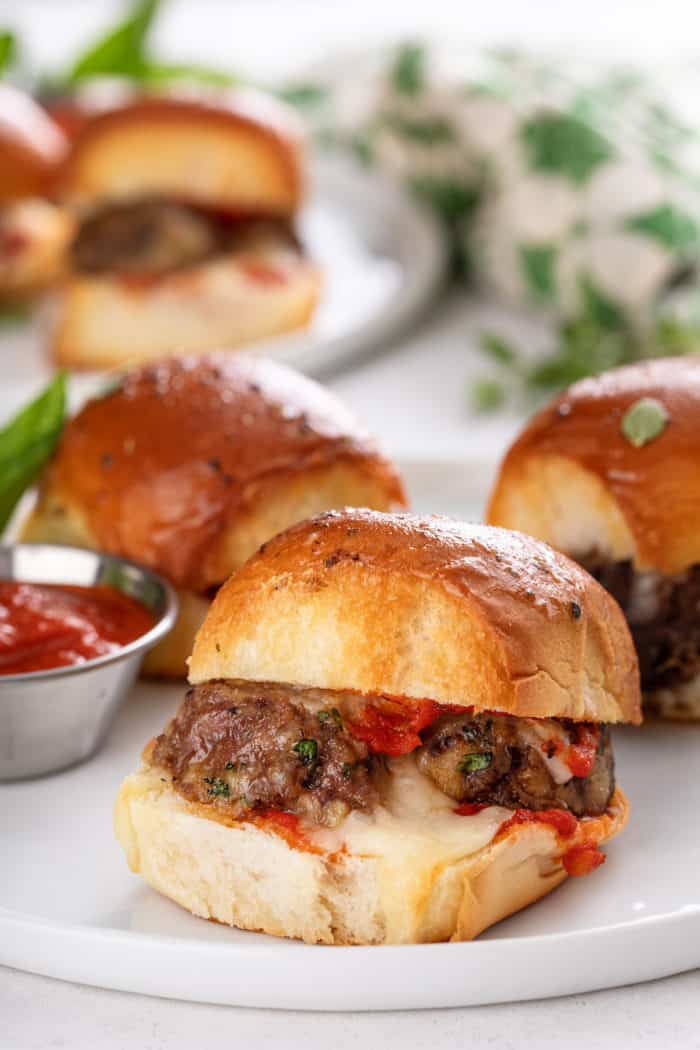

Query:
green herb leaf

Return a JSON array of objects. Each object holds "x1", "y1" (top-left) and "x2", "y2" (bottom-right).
[
  {"x1": 204, "y1": 776, "x2": 230, "y2": 798},
  {"x1": 458, "y1": 751, "x2": 493, "y2": 774},
  {"x1": 621, "y1": 397, "x2": 669, "y2": 447},
  {"x1": 138, "y1": 60, "x2": 236, "y2": 86},
  {"x1": 409, "y1": 176, "x2": 479, "y2": 224},
  {"x1": 471, "y1": 379, "x2": 506, "y2": 412},
  {"x1": 318, "y1": 707, "x2": 343, "y2": 728},
  {"x1": 385, "y1": 114, "x2": 454, "y2": 145},
  {"x1": 293, "y1": 738, "x2": 318, "y2": 766},
  {"x1": 0, "y1": 372, "x2": 66, "y2": 534},
  {"x1": 391, "y1": 42, "x2": 426, "y2": 96},
  {"x1": 479, "y1": 333, "x2": 517, "y2": 365},
  {"x1": 0, "y1": 303, "x2": 31, "y2": 327},
  {"x1": 278, "y1": 82, "x2": 328, "y2": 108},
  {"x1": 520, "y1": 244, "x2": 556, "y2": 302},
  {"x1": 578, "y1": 275, "x2": 623, "y2": 330},
  {"x1": 625, "y1": 203, "x2": 700, "y2": 251},
  {"x1": 521, "y1": 112, "x2": 612, "y2": 184},
  {"x1": 0, "y1": 29, "x2": 17, "y2": 74},
  {"x1": 341, "y1": 762, "x2": 355, "y2": 779},
  {"x1": 66, "y1": 0, "x2": 160, "y2": 83}
]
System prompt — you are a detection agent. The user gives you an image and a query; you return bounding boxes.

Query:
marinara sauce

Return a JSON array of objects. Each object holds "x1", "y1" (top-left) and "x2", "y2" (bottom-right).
[{"x1": 0, "y1": 581, "x2": 154, "y2": 675}]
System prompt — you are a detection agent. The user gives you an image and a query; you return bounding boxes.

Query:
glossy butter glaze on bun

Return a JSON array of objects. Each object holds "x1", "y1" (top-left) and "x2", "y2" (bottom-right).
[
  {"x1": 59, "y1": 89, "x2": 305, "y2": 214},
  {"x1": 487, "y1": 356, "x2": 700, "y2": 575},
  {"x1": 0, "y1": 84, "x2": 68, "y2": 202},
  {"x1": 21, "y1": 355, "x2": 406, "y2": 675},
  {"x1": 0, "y1": 85, "x2": 72, "y2": 299},
  {"x1": 52, "y1": 89, "x2": 318, "y2": 368},
  {"x1": 487, "y1": 356, "x2": 700, "y2": 720},
  {"x1": 192, "y1": 510, "x2": 641, "y2": 723},
  {"x1": 116, "y1": 512, "x2": 637, "y2": 944}
]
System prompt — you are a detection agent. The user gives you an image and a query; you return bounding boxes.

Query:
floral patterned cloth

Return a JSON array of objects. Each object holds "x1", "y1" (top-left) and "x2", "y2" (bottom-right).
[{"x1": 288, "y1": 45, "x2": 700, "y2": 398}]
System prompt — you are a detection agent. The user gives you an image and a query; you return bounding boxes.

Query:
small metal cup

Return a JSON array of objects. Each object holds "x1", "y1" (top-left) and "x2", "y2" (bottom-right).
[{"x1": 0, "y1": 544, "x2": 178, "y2": 780}]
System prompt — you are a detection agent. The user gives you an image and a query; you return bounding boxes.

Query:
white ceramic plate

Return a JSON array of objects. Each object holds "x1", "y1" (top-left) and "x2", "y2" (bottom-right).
[
  {"x1": 0, "y1": 153, "x2": 447, "y2": 421},
  {"x1": 2, "y1": 460, "x2": 699, "y2": 1011}
]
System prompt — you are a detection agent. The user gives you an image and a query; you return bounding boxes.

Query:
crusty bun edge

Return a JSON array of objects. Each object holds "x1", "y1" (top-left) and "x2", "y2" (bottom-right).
[
  {"x1": 59, "y1": 89, "x2": 305, "y2": 212},
  {"x1": 115, "y1": 765, "x2": 628, "y2": 945},
  {"x1": 487, "y1": 357, "x2": 700, "y2": 575}
]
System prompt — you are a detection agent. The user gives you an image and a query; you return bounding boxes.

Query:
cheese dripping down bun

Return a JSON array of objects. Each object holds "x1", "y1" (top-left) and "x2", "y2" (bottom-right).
[{"x1": 115, "y1": 512, "x2": 636, "y2": 944}]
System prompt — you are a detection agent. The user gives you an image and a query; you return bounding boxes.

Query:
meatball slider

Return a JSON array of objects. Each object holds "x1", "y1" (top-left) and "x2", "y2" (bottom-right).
[
  {"x1": 0, "y1": 84, "x2": 73, "y2": 300},
  {"x1": 20, "y1": 354, "x2": 405, "y2": 676},
  {"x1": 115, "y1": 511, "x2": 640, "y2": 945},
  {"x1": 52, "y1": 90, "x2": 319, "y2": 368},
  {"x1": 488, "y1": 356, "x2": 700, "y2": 719}
]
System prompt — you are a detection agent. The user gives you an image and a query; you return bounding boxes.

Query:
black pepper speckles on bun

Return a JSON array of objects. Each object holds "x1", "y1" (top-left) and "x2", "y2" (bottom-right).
[
  {"x1": 21, "y1": 355, "x2": 407, "y2": 676},
  {"x1": 190, "y1": 509, "x2": 642, "y2": 724}
]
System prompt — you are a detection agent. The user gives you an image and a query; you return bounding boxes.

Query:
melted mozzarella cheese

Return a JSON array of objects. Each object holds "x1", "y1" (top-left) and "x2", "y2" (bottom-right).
[{"x1": 518, "y1": 719, "x2": 574, "y2": 786}]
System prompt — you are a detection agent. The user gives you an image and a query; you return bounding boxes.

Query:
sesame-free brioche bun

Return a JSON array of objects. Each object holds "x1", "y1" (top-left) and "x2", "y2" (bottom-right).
[
  {"x1": 115, "y1": 762, "x2": 628, "y2": 945},
  {"x1": 487, "y1": 357, "x2": 700, "y2": 576},
  {"x1": 190, "y1": 510, "x2": 641, "y2": 724},
  {"x1": 21, "y1": 356, "x2": 406, "y2": 676},
  {"x1": 59, "y1": 89, "x2": 305, "y2": 214},
  {"x1": 51, "y1": 246, "x2": 320, "y2": 369},
  {"x1": 0, "y1": 84, "x2": 68, "y2": 203}
]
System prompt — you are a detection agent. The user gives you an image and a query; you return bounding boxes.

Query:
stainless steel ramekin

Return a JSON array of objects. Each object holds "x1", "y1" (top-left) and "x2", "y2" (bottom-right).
[{"x1": 0, "y1": 544, "x2": 177, "y2": 780}]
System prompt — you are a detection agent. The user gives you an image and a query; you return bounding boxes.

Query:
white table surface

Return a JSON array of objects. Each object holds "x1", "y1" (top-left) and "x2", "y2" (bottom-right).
[{"x1": 2, "y1": 0, "x2": 699, "y2": 1043}]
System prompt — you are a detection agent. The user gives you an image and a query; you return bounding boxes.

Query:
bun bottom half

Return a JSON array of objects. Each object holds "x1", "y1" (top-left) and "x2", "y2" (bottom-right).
[
  {"x1": 115, "y1": 767, "x2": 628, "y2": 945},
  {"x1": 51, "y1": 251, "x2": 320, "y2": 369}
]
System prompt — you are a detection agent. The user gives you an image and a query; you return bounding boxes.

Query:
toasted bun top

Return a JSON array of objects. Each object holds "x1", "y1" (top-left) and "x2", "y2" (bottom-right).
[
  {"x1": 488, "y1": 356, "x2": 700, "y2": 574},
  {"x1": 190, "y1": 510, "x2": 641, "y2": 723},
  {"x1": 38, "y1": 355, "x2": 405, "y2": 591},
  {"x1": 59, "y1": 89, "x2": 304, "y2": 213},
  {"x1": 0, "y1": 85, "x2": 68, "y2": 202}
]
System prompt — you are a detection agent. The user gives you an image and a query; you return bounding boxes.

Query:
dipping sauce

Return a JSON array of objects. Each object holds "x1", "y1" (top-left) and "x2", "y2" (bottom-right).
[{"x1": 0, "y1": 581, "x2": 155, "y2": 675}]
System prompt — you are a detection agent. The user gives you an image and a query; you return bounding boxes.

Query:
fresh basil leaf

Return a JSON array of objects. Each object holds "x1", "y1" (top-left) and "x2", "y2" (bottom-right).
[
  {"x1": 138, "y1": 60, "x2": 237, "y2": 87},
  {"x1": 66, "y1": 0, "x2": 160, "y2": 83},
  {"x1": 621, "y1": 397, "x2": 669, "y2": 447},
  {"x1": 0, "y1": 29, "x2": 17, "y2": 74},
  {"x1": 625, "y1": 203, "x2": 700, "y2": 252},
  {"x1": 0, "y1": 372, "x2": 66, "y2": 533},
  {"x1": 520, "y1": 244, "x2": 557, "y2": 301},
  {"x1": 521, "y1": 112, "x2": 612, "y2": 184},
  {"x1": 391, "y1": 43, "x2": 425, "y2": 96}
]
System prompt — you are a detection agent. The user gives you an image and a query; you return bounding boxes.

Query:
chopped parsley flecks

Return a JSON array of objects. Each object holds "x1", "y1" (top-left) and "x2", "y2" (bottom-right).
[
  {"x1": 293, "y1": 738, "x2": 319, "y2": 766},
  {"x1": 458, "y1": 751, "x2": 493, "y2": 774}
]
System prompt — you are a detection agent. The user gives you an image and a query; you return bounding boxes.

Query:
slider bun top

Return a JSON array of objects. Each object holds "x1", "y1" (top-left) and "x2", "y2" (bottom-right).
[
  {"x1": 24, "y1": 355, "x2": 406, "y2": 592},
  {"x1": 488, "y1": 356, "x2": 700, "y2": 575},
  {"x1": 191, "y1": 509, "x2": 641, "y2": 724},
  {"x1": 58, "y1": 89, "x2": 305, "y2": 214},
  {"x1": 0, "y1": 85, "x2": 68, "y2": 202}
]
